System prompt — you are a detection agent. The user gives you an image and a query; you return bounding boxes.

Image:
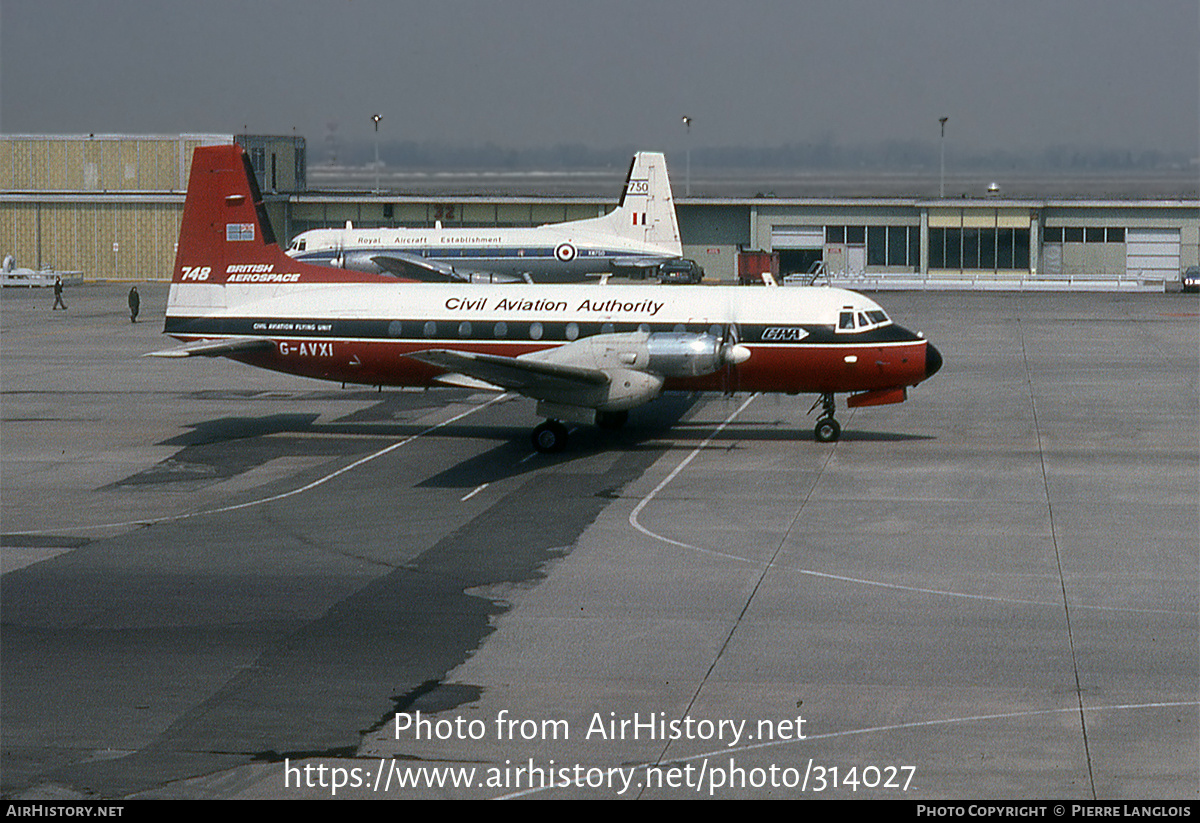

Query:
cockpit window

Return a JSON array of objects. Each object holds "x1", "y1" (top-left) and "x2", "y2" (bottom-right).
[{"x1": 837, "y1": 307, "x2": 892, "y2": 333}]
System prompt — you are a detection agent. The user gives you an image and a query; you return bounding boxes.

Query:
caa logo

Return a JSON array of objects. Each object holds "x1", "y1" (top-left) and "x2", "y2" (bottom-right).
[
  {"x1": 180, "y1": 266, "x2": 212, "y2": 281},
  {"x1": 762, "y1": 327, "x2": 809, "y2": 342},
  {"x1": 555, "y1": 243, "x2": 577, "y2": 262}
]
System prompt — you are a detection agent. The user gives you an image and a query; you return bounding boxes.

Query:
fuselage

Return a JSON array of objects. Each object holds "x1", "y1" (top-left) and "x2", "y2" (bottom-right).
[
  {"x1": 164, "y1": 281, "x2": 939, "y2": 394},
  {"x1": 285, "y1": 224, "x2": 682, "y2": 281}
]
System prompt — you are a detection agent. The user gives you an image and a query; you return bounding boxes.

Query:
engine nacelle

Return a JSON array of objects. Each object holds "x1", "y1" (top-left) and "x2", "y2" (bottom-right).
[
  {"x1": 596, "y1": 368, "x2": 666, "y2": 411},
  {"x1": 531, "y1": 330, "x2": 747, "y2": 379},
  {"x1": 522, "y1": 331, "x2": 749, "y2": 413},
  {"x1": 645, "y1": 332, "x2": 726, "y2": 377}
]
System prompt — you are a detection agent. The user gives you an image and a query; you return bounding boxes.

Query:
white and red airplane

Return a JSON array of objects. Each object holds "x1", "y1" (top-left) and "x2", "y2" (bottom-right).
[
  {"x1": 153, "y1": 145, "x2": 941, "y2": 452},
  {"x1": 284, "y1": 151, "x2": 684, "y2": 283}
]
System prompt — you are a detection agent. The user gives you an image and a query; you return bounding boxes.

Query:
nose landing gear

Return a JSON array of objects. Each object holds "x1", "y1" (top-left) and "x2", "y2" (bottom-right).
[{"x1": 810, "y1": 393, "x2": 841, "y2": 442}]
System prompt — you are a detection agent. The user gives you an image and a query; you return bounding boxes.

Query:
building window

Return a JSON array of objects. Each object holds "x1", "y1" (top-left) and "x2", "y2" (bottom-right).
[
  {"x1": 1014, "y1": 230, "x2": 1030, "y2": 269},
  {"x1": 1045, "y1": 226, "x2": 1125, "y2": 244},
  {"x1": 930, "y1": 227, "x2": 1030, "y2": 270},
  {"x1": 830, "y1": 224, "x2": 917, "y2": 267},
  {"x1": 997, "y1": 229, "x2": 1014, "y2": 269},
  {"x1": 867, "y1": 226, "x2": 886, "y2": 266},
  {"x1": 889, "y1": 226, "x2": 909, "y2": 267}
]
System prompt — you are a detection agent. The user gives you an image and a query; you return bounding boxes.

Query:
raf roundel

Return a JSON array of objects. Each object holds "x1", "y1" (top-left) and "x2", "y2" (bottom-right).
[{"x1": 555, "y1": 242, "x2": 577, "y2": 262}]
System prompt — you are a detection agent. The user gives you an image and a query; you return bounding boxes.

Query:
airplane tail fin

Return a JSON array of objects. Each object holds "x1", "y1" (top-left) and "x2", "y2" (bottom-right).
[
  {"x1": 585, "y1": 152, "x2": 682, "y2": 256},
  {"x1": 172, "y1": 144, "x2": 389, "y2": 287}
]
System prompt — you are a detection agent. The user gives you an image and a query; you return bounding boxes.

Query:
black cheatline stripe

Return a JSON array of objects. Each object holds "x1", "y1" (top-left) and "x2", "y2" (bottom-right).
[{"x1": 164, "y1": 316, "x2": 919, "y2": 346}]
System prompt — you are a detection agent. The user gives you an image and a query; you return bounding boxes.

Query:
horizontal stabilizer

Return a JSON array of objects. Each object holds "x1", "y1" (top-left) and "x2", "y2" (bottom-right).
[
  {"x1": 432, "y1": 372, "x2": 506, "y2": 392},
  {"x1": 145, "y1": 337, "x2": 274, "y2": 358}
]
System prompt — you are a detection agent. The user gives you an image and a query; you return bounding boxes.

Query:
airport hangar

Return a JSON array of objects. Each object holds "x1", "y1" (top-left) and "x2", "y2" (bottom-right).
[{"x1": 2, "y1": 133, "x2": 1197, "y2": 289}]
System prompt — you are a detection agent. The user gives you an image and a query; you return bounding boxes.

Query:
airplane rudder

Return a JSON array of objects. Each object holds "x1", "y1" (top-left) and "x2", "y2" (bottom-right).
[
  {"x1": 641, "y1": 152, "x2": 682, "y2": 252},
  {"x1": 172, "y1": 144, "x2": 283, "y2": 284}
]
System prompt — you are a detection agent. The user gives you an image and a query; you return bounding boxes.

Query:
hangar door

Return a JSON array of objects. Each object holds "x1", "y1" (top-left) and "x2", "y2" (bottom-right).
[
  {"x1": 771, "y1": 226, "x2": 828, "y2": 278},
  {"x1": 1126, "y1": 229, "x2": 1180, "y2": 281}
]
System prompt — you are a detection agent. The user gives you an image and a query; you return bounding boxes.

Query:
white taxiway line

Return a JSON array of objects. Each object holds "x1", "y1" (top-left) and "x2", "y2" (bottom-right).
[
  {"x1": 494, "y1": 698, "x2": 1200, "y2": 799},
  {"x1": 626, "y1": 397, "x2": 1194, "y2": 617},
  {"x1": 460, "y1": 483, "x2": 490, "y2": 502},
  {"x1": 8, "y1": 394, "x2": 509, "y2": 536}
]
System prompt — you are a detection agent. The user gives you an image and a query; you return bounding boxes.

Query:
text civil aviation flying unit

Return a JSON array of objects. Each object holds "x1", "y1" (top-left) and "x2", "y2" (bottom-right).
[{"x1": 152, "y1": 145, "x2": 941, "y2": 452}]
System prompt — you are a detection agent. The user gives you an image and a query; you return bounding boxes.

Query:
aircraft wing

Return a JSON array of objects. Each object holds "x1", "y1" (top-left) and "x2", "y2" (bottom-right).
[
  {"x1": 372, "y1": 254, "x2": 525, "y2": 284},
  {"x1": 371, "y1": 253, "x2": 461, "y2": 282},
  {"x1": 405, "y1": 348, "x2": 609, "y2": 405},
  {"x1": 144, "y1": 337, "x2": 274, "y2": 358},
  {"x1": 612, "y1": 256, "x2": 675, "y2": 270}
]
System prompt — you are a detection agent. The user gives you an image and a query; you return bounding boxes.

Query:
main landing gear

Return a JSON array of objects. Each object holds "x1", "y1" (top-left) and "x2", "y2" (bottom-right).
[
  {"x1": 810, "y1": 393, "x2": 841, "y2": 443},
  {"x1": 531, "y1": 410, "x2": 627, "y2": 454},
  {"x1": 532, "y1": 420, "x2": 569, "y2": 454}
]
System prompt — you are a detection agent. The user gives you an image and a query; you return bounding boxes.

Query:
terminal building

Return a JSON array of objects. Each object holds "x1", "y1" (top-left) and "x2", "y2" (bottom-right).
[{"x1": 2, "y1": 134, "x2": 1196, "y2": 288}]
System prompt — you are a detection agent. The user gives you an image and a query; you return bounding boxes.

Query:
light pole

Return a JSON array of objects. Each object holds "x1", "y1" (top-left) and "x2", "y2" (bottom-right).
[
  {"x1": 681, "y1": 116, "x2": 692, "y2": 197},
  {"x1": 938, "y1": 116, "x2": 948, "y2": 198},
  {"x1": 372, "y1": 113, "x2": 383, "y2": 194}
]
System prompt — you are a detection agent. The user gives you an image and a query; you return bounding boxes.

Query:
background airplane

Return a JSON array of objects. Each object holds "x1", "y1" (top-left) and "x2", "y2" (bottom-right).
[
  {"x1": 284, "y1": 152, "x2": 687, "y2": 283},
  {"x1": 1, "y1": 254, "x2": 82, "y2": 287},
  {"x1": 154, "y1": 146, "x2": 941, "y2": 451}
]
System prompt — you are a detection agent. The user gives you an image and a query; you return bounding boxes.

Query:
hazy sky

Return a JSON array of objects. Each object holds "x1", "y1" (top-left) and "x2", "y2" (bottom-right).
[{"x1": 2, "y1": 0, "x2": 1197, "y2": 157}]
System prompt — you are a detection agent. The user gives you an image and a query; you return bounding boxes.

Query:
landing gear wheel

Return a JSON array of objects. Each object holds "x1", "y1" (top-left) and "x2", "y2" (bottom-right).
[
  {"x1": 814, "y1": 417, "x2": 841, "y2": 443},
  {"x1": 595, "y1": 409, "x2": 628, "y2": 430},
  {"x1": 532, "y1": 420, "x2": 569, "y2": 453}
]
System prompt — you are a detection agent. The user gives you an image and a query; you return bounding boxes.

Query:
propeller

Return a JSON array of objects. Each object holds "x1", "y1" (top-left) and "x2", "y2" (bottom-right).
[
  {"x1": 719, "y1": 324, "x2": 749, "y2": 395},
  {"x1": 332, "y1": 220, "x2": 353, "y2": 268},
  {"x1": 720, "y1": 324, "x2": 751, "y2": 366}
]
